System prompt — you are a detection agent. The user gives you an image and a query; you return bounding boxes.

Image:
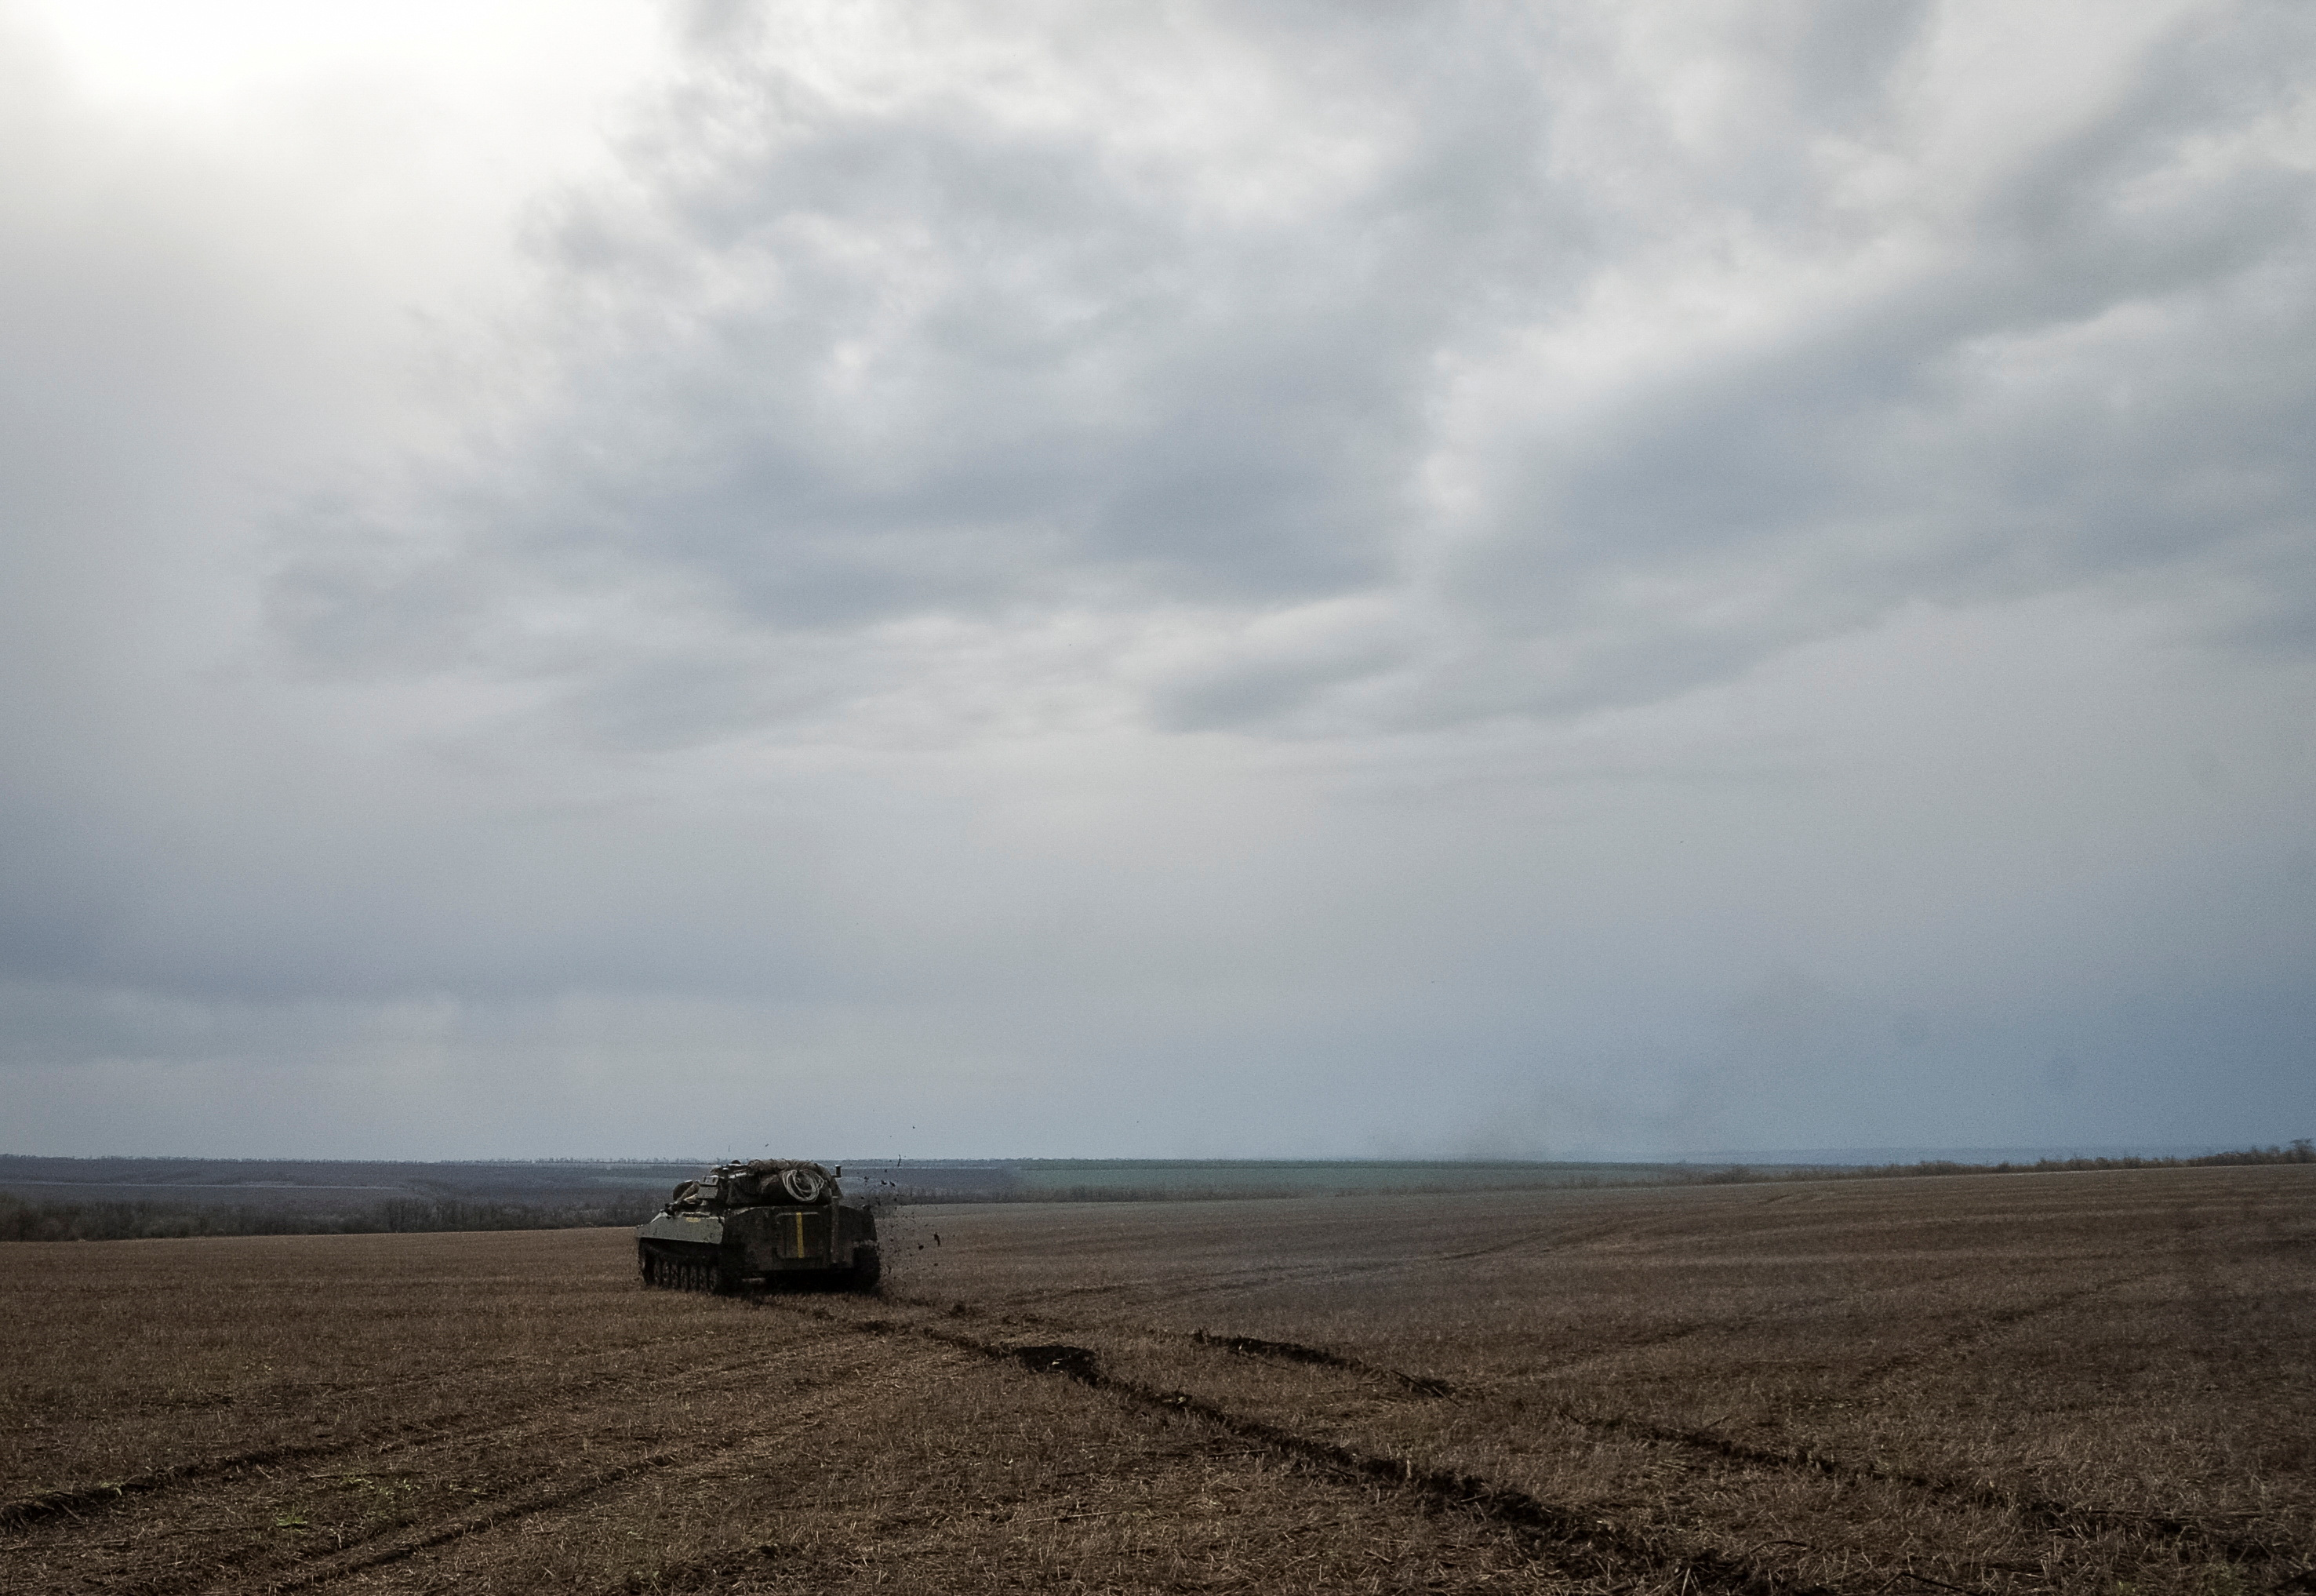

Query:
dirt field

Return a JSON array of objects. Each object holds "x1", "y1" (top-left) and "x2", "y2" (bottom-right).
[{"x1": 2, "y1": 1165, "x2": 2310, "y2": 1594}]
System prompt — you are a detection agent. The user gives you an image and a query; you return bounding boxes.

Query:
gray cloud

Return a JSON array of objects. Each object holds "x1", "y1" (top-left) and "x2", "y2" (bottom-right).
[
  {"x1": 2, "y1": 0, "x2": 2310, "y2": 1158},
  {"x1": 260, "y1": 1, "x2": 2316, "y2": 754}
]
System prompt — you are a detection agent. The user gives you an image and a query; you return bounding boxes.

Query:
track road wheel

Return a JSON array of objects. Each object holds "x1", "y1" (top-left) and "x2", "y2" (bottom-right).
[{"x1": 848, "y1": 1246, "x2": 882, "y2": 1293}]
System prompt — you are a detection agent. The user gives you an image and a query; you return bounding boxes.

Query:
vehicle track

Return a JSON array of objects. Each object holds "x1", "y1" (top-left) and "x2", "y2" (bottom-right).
[
  {"x1": 1224, "y1": 1315, "x2": 2306, "y2": 1577},
  {"x1": 1433, "y1": 1215, "x2": 1650, "y2": 1263},
  {"x1": 244, "y1": 1348, "x2": 916, "y2": 1594},
  {"x1": 214, "y1": 1328, "x2": 682, "y2": 1411},
  {"x1": 960, "y1": 1214, "x2": 1649, "y2": 1317},
  {"x1": 831, "y1": 1291, "x2": 2313, "y2": 1583},
  {"x1": 940, "y1": 1278, "x2": 1878, "y2": 1401},
  {"x1": 937, "y1": 1299, "x2": 1464, "y2": 1398},
  {"x1": 0, "y1": 1316, "x2": 854, "y2": 1538},
  {"x1": 975, "y1": 1256, "x2": 1401, "y2": 1313},
  {"x1": 1186, "y1": 1329, "x2": 1456, "y2": 1396},
  {"x1": 0, "y1": 1346, "x2": 909, "y2": 1596},
  {"x1": 1503, "y1": 1283, "x2": 1881, "y2": 1384},
  {"x1": 4, "y1": 1322, "x2": 701, "y2": 1471},
  {"x1": 1840, "y1": 1267, "x2": 2169, "y2": 1391},
  {"x1": 1123, "y1": 1305, "x2": 2308, "y2": 1574},
  {"x1": 1551, "y1": 1406, "x2": 2308, "y2": 1573},
  {"x1": 763, "y1": 1297, "x2": 1843, "y2": 1596}
]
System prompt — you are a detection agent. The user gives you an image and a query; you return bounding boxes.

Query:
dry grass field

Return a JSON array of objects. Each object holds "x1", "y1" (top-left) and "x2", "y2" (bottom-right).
[{"x1": 2, "y1": 1165, "x2": 2310, "y2": 1594}]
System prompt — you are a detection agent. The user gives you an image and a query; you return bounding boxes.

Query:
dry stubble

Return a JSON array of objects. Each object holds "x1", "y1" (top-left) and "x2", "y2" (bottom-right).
[{"x1": 2, "y1": 1165, "x2": 2310, "y2": 1594}]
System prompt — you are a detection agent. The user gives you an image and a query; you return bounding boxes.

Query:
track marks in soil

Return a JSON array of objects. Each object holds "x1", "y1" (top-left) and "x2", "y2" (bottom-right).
[
  {"x1": 1085, "y1": 1364, "x2": 1842, "y2": 1596},
  {"x1": 258, "y1": 1446, "x2": 695, "y2": 1594},
  {"x1": 1559, "y1": 1409, "x2": 2310, "y2": 1572},
  {"x1": 1140, "y1": 1300, "x2": 2312, "y2": 1574},
  {"x1": 0, "y1": 1327, "x2": 813, "y2": 1532},
  {"x1": 1148, "y1": 1306, "x2": 2288, "y2": 1556},
  {"x1": 1155, "y1": 1304, "x2": 2313, "y2": 1577},
  {"x1": 248, "y1": 1350, "x2": 919, "y2": 1594},
  {"x1": 0, "y1": 1323, "x2": 856, "y2": 1555},
  {"x1": 2, "y1": 1347, "x2": 914, "y2": 1596},
  {"x1": 769, "y1": 1298, "x2": 1838, "y2": 1596},
  {"x1": 893, "y1": 1292, "x2": 1460, "y2": 1400},
  {"x1": 969, "y1": 1216, "x2": 1641, "y2": 1317},
  {"x1": 1435, "y1": 1214, "x2": 1649, "y2": 1264},
  {"x1": 0, "y1": 1442, "x2": 350, "y2": 1534},
  {"x1": 1188, "y1": 1329, "x2": 1456, "y2": 1397},
  {"x1": 845, "y1": 1286, "x2": 2315, "y2": 1586},
  {"x1": 1843, "y1": 1267, "x2": 2170, "y2": 1391},
  {"x1": 981, "y1": 1256, "x2": 1401, "y2": 1314},
  {"x1": 1502, "y1": 1284, "x2": 1871, "y2": 1386}
]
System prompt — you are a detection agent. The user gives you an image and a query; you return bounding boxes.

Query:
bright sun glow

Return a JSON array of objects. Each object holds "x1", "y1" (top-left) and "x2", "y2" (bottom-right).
[
  {"x1": 7, "y1": 0, "x2": 678, "y2": 302},
  {"x1": 9, "y1": 0, "x2": 675, "y2": 213},
  {"x1": 14, "y1": 0, "x2": 667, "y2": 110}
]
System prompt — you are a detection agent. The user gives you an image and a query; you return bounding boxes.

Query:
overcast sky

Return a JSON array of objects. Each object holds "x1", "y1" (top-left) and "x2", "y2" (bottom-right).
[{"x1": 2, "y1": 0, "x2": 2311, "y2": 1162}]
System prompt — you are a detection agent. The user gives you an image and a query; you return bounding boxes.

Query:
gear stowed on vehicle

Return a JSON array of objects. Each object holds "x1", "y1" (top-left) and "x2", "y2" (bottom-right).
[{"x1": 636, "y1": 1159, "x2": 881, "y2": 1293}]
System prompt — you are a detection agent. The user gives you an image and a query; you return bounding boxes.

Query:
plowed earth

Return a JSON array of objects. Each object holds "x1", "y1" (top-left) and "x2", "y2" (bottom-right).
[{"x1": 2, "y1": 1166, "x2": 2311, "y2": 1594}]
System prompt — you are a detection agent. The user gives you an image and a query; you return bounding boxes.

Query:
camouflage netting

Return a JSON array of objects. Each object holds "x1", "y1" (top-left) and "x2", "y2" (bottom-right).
[{"x1": 666, "y1": 1160, "x2": 838, "y2": 1211}]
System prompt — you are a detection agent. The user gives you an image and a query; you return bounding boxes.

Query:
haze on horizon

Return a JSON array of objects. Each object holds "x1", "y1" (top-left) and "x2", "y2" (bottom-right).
[{"x1": 2, "y1": 0, "x2": 2311, "y2": 1163}]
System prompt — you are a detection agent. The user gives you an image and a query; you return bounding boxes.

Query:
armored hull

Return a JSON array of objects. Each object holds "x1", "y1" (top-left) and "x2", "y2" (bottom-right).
[{"x1": 635, "y1": 1159, "x2": 879, "y2": 1292}]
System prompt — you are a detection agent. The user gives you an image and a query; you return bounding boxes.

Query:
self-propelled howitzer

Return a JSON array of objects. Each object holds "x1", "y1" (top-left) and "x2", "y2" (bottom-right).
[{"x1": 635, "y1": 1159, "x2": 880, "y2": 1292}]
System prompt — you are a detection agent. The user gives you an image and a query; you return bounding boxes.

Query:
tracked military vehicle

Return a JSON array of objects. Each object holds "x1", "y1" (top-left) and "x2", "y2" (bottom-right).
[{"x1": 635, "y1": 1158, "x2": 880, "y2": 1293}]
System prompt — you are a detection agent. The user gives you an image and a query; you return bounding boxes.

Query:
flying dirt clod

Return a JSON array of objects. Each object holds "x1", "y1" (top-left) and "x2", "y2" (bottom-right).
[{"x1": 634, "y1": 1160, "x2": 880, "y2": 1293}]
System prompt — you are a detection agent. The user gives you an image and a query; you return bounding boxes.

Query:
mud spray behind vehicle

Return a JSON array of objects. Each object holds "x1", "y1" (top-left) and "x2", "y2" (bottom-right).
[{"x1": 636, "y1": 1159, "x2": 879, "y2": 1292}]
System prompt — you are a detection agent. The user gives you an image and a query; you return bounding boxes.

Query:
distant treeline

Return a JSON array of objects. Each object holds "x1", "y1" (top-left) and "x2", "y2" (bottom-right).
[
  {"x1": 4, "y1": 1143, "x2": 2306, "y2": 1241},
  {"x1": 857, "y1": 1176, "x2": 1670, "y2": 1205},
  {"x1": 0, "y1": 1152, "x2": 703, "y2": 1194},
  {"x1": 1696, "y1": 1140, "x2": 2316, "y2": 1185},
  {"x1": 867, "y1": 1181, "x2": 1303, "y2": 1205},
  {"x1": 842, "y1": 1156, "x2": 1718, "y2": 1207},
  {"x1": 870, "y1": 1145, "x2": 2316, "y2": 1205},
  {"x1": 0, "y1": 1192, "x2": 664, "y2": 1244}
]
